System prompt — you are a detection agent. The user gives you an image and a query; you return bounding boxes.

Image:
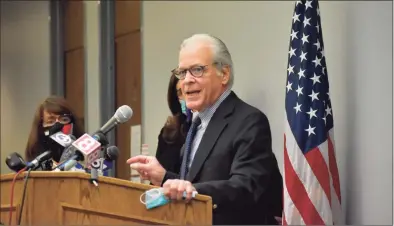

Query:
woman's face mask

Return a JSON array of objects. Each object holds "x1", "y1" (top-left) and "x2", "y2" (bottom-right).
[{"x1": 179, "y1": 99, "x2": 187, "y2": 115}]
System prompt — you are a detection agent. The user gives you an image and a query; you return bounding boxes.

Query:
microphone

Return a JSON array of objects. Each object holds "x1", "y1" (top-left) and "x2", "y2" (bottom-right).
[
  {"x1": 100, "y1": 146, "x2": 119, "y2": 176},
  {"x1": 26, "y1": 150, "x2": 52, "y2": 170},
  {"x1": 104, "y1": 145, "x2": 119, "y2": 161},
  {"x1": 68, "y1": 133, "x2": 102, "y2": 169},
  {"x1": 5, "y1": 152, "x2": 27, "y2": 172},
  {"x1": 90, "y1": 159, "x2": 100, "y2": 186},
  {"x1": 50, "y1": 131, "x2": 75, "y2": 148},
  {"x1": 56, "y1": 106, "x2": 132, "y2": 170},
  {"x1": 98, "y1": 105, "x2": 133, "y2": 134}
]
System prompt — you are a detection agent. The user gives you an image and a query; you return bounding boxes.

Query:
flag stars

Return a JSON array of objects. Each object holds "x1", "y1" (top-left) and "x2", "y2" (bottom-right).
[
  {"x1": 298, "y1": 69, "x2": 306, "y2": 79},
  {"x1": 320, "y1": 48, "x2": 325, "y2": 57},
  {"x1": 296, "y1": 85, "x2": 304, "y2": 97},
  {"x1": 308, "y1": 90, "x2": 319, "y2": 102},
  {"x1": 306, "y1": 107, "x2": 318, "y2": 119},
  {"x1": 299, "y1": 51, "x2": 307, "y2": 62},
  {"x1": 293, "y1": 13, "x2": 301, "y2": 23},
  {"x1": 286, "y1": 81, "x2": 293, "y2": 93},
  {"x1": 296, "y1": 0, "x2": 302, "y2": 6},
  {"x1": 305, "y1": 0, "x2": 313, "y2": 11},
  {"x1": 316, "y1": 24, "x2": 320, "y2": 33},
  {"x1": 310, "y1": 73, "x2": 321, "y2": 85},
  {"x1": 301, "y1": 33, "x2": 309, "y2": 45},
  {"x1": 287, "y1": 65, "x2": 295, "y2": 76},
  {"x1": 317, "y1": 7, "x2": 320, "y2": 16},
  {"x1": 303, "y1": 16, "x2": 311, "y2": 27},
  {"x1": 294, "y1": 102, "x2": 302, "y2": 114},
  {"x1": 322, "y1": 114, "x2": 327, "y2": 125},
  {"x1": 305, "y1": 124, "x2": 316, "y2": 136},
  {"x1": 290, "y1": 29, "x2": 298, "y2": 41},
  {"x1": 312, "y1": 56, "x2": 322, "y2": 67},
  {"x1": 325, "y1": 105, "x2": 332, "y2": 116},
  {"x1": 322, "y1": 66, "x2": 326, "y2": 75},
  {"x1": 289, "y1": 47, "x2": 296, "y2": 58},
  {"x1": 314, "y1": 40, "x2": 321, "y2": 50}
]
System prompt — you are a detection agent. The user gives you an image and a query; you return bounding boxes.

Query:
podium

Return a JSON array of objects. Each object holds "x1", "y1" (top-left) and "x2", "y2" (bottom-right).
[{"x1": 0, "y1": 172, "x2": 212, "y2": 225}]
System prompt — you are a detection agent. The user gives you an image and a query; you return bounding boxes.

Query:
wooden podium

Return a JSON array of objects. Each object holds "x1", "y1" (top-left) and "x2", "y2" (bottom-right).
[{"x1": 0, "y1": 172, "x2": 212, "y2": 225}]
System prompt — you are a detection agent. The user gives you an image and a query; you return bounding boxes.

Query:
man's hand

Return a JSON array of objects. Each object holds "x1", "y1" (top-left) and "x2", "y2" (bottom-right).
[
  {"x1": 126, "y1": 155, "x2": 166, "y2": 186},
  {"x1": 162, "y1": 179, "x2": 196, "y2": 202}
]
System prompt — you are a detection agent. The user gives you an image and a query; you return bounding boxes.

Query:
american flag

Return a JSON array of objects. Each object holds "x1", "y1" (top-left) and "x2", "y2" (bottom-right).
[{"x1": 283, "y1": 0, "x2": 342, "y2": 225}]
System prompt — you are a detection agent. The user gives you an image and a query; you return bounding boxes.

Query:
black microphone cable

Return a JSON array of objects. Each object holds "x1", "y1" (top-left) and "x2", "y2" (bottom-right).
[{"x1": 17, "y1": 167, "x2": 32, "y2": 225}]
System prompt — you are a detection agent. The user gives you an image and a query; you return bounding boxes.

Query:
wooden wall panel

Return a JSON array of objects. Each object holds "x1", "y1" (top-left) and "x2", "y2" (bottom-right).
[
  {"x1": 115, "y1": 1, "x2": 141, "y2": 37},
  {"x1": 63, "y1": 0, "x2": 85, "y2": 126},
  {"x1": 64, "y1": 49, "x2": 85, "y2": 123},
  {"x1": 64, "y1": 0, "x2": 84, "y2": 51},
  {"x1": 114, "y1": 0, "x2": 142, "y2": 180},
  {"x1": 115, "y1": 32, "x2": 142, "y2": 180}
]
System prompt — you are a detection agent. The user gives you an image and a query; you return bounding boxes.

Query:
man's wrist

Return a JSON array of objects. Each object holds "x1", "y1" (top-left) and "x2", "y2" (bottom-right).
[{"x1": 160, "y1": 170, "x2": 168, "y2": 186}]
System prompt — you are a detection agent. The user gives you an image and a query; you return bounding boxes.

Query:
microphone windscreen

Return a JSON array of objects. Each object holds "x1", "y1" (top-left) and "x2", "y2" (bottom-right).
[
  {"x1": 105, "y1": 146, "x2": 119, "y2": 160},
  {"x1": 5, "y1": 152, "x2": 26, "y2": 172}
]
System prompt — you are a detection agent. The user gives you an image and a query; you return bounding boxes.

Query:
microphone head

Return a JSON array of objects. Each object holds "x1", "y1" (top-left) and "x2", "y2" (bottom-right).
[
  {"x1": 114, "y1": 105, "x2": 133, "y2": 123},
  {"x1": 5, "y1": 152, "x2": 26, "y2": 172},
  {"x1": 105, "y1": 146, "x2": 119, "y2": 160}
]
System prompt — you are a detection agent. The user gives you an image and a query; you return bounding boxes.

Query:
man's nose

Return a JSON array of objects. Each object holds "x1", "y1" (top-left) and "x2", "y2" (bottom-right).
[{"x1": 184, "y1": 71, "x2": 194, "y2": 83}]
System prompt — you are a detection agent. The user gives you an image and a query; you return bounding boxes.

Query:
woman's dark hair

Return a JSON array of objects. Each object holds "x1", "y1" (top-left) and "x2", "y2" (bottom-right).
[
  {"x1": 162, "y1": 74, "x2": 188, "y2": 143},
  {"x1": 25, "y1": 96, "x2": 85, "y2": 161}
]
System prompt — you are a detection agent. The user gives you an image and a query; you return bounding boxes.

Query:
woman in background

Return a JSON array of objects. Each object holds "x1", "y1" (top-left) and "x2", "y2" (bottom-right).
[
  {"x1": 25, "y1": 96, "x2": 84, "y2": 163},
  {"x1": 155, "y1": 74, "x2": 192, "y2": 173}
]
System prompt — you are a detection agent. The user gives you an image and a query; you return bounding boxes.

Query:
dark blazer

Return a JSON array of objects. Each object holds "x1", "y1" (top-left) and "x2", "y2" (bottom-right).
[{"x1": 162, "y1": 91, "x2": 283, "y2": 225}]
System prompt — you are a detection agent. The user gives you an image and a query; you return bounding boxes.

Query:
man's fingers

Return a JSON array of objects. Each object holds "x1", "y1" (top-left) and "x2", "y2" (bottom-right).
[
  {"x1": 176, "y1": 181, "x2": 186, "y2": 200},
  {"x1": 126, "y1": 155, "x2": 149, "y2": 164},
  {"x1": 163, "y1": 180, "x2": 171, "y2": 197},
  {"x1": 185, "y1": 183, "x2": 194, "y2": 202},
  {"x1": 169, "y1": 180, "x2": 179, "y2": 200},
  {"x1": 129, "y1": 162, "x2": 150, "y2": 172}
]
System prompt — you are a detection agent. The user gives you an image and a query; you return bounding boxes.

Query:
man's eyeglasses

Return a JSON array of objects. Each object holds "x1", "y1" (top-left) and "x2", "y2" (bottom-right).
[
  {"x1": 172, "y1": 65, "x2": 208, "y2": 80},
  {"x1": 42, "y1": 114, "x2": 72, "y2": 127},
  {"x1": 172, "y1": 62, "x2": 223, "y2": 80}
]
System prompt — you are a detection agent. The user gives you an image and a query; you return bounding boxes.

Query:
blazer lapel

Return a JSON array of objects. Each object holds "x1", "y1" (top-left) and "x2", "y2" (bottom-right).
[{"x1": 187, "y1": 92, "x2": 237, "y2": 182}]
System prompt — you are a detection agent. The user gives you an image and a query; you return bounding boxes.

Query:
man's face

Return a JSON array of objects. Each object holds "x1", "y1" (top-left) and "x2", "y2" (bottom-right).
[{"x1": 178, "y1": 43, "x2": 229, "y2": 112}]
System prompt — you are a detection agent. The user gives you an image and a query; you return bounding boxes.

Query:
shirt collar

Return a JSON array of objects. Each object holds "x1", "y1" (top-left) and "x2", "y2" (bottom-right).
[{"x1": 192, "y1": 89, "x2": 231, "y2": 128}]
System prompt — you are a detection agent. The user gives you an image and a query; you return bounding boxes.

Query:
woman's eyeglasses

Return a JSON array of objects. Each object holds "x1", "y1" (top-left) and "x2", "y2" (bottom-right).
[{"x1": 42, "y1": 114, "x2": 72, "y2": 127}]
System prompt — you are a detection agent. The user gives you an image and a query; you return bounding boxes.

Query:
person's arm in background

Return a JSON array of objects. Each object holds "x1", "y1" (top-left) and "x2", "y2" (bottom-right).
[{"x1": 155, "y1": 127, "x2": 165, "y2": 162}]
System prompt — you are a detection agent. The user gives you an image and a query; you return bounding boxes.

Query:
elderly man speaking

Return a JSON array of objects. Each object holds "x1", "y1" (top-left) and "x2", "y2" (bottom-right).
[{"x1": 127, "y1": 34, "x2": 283, "y2": 225}]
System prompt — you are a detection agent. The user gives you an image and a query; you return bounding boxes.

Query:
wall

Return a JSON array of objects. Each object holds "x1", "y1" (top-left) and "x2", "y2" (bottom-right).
[
  {"x1": 1, "y1": 1, "x2": 51, "y2": 174},
  {"x1": 142, "y1": 1, "x2": 392, "y2": 224}
]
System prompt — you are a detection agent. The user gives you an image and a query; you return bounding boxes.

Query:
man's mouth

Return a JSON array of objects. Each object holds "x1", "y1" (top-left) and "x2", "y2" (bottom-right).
[{"x1": 185, "y1": 90, "x2": 201, "y2": 95}]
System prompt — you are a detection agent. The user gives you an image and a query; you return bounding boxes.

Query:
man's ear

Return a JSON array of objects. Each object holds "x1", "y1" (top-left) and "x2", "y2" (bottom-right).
[{"x1": 220, "y1": 65, "x2": 230, "y2": 85}]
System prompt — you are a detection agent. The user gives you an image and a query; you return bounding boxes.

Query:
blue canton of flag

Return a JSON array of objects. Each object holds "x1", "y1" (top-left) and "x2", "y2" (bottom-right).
[
  {"x1": 283, "y1": 0, "x2": 342, "y2": 225},
  {"x1": 285, "y1": 0, "x2": 332, "y2": 152}
]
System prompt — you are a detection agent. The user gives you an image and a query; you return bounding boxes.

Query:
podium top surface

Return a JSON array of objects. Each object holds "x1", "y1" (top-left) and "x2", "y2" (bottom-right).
[{"x1": 0, "y1": 171, "x2": 211, "y2": 202}]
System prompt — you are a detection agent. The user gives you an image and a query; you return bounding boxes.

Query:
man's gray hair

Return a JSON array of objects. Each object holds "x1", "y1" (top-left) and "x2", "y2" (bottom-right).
[{"x1": 180, "y1": 34, "x2": 234, "y2": 88}]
